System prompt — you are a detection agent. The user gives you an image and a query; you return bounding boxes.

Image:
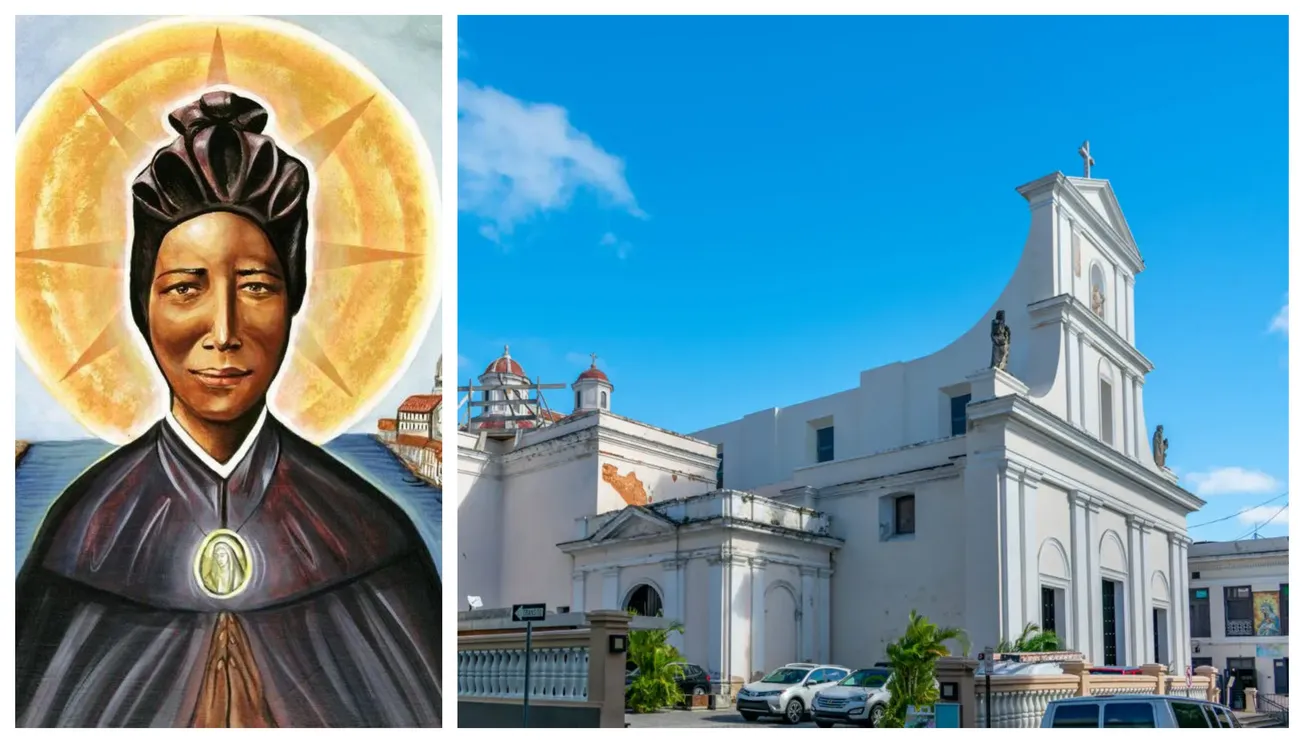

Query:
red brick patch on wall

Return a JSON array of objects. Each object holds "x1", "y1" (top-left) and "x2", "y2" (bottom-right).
[{"x1": 602, "y1": 463, "x2": 648, "y2": 506}]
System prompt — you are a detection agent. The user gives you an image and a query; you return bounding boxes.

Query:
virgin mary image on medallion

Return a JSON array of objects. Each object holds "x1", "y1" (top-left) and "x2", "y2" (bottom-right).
[{"x1": 15, "y1": 17, "x2": 443, "y2": 727}]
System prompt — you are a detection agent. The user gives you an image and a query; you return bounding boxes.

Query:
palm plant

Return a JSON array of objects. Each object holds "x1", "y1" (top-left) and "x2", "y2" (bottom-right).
[
  {"x1": 996, "y1": 622, "x2": 1062, "y2": 653},
  {"x1": 881, "y1": 610, "x2": 968, "y2": 728},
  {"x1": 624, "y1": 613, "x2": 687, "y2": 713}
]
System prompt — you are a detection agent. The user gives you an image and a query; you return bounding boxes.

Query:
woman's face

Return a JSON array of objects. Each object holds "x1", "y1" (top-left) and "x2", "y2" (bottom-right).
[{"x1": 148, "y1": 212, "x2": 289, "y2": 423}]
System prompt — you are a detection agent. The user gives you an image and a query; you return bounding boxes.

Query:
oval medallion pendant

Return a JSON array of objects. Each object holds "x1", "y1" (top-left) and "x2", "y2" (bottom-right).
[{"x1": 193, "y1": 529, "x2": 253, "y2": 599}]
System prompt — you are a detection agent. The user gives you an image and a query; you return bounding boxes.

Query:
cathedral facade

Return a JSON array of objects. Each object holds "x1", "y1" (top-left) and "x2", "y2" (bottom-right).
[{"x1": 457, "y1": 167, "x2": 1203, "y2": 691}]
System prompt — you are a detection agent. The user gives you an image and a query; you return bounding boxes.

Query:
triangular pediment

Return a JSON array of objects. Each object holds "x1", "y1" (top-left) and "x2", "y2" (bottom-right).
[
  {"x1": 589, "y1": 506, "x2": 677, "y2": 543},
  {"x1": 1065, "y1": 177, "x2": 1141, "y2": 259}
]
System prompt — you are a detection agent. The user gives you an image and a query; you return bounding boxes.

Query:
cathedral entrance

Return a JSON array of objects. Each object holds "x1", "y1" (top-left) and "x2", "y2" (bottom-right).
[{"x1": 625, "y1": 584, "x2": 664, "y2": 616}]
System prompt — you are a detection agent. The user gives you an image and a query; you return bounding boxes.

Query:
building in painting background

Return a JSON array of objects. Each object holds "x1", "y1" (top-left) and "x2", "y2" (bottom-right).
[
  {"x1": 377, "y1": 355, "x2": 443, "y2": 487},
  {"x1": 1187, "y1": 537, "x2": 1289, "y2": 704},
  {"x1": 457, "y1": 160, "x2": 1207, "y2": 694}
]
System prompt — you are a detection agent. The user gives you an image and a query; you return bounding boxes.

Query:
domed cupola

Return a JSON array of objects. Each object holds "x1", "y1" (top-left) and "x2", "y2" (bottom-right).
[{"x1": 572, "y1": 353, "x2": 613, "y2": 413}]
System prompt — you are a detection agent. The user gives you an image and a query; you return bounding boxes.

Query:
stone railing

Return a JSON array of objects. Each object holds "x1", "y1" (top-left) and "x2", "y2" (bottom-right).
[
  {"x1": 457, "y1": 610, "x2": 630, "y2": 728},
  {"x1": 938, "y1": 657, "x2": 1220, "y2": 728}
]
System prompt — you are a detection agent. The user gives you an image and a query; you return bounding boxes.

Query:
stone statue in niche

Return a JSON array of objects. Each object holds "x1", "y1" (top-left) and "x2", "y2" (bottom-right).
[
  {"x1": 990, "y1": 310, "x2": 1011, "y2": 371},
  {"x1": 1153, "y1": 425, "x2": 1169, "y2": 468},
  {"x1": 1091, "y1": 284, "x2": 1106, "y2": 318}
]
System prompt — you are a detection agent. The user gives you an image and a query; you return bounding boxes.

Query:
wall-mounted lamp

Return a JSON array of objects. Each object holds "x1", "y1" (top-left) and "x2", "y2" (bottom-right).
[{"x1": 609, "y1": 634, "x2": 628, "y2": 654}]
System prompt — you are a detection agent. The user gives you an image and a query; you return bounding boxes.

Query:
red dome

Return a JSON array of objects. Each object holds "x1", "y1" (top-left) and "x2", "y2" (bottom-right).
[
  {"x1": 577, "y1": 366, "x2": 609, "y2": 382},
  {"x1": 483, "y1": 345, "x2": 525, "y2": 377}
]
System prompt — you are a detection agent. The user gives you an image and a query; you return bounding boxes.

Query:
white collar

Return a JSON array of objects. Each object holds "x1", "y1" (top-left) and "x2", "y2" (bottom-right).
[{"x1": 164, "y1": 407, "x2": 269, "y2": 480}]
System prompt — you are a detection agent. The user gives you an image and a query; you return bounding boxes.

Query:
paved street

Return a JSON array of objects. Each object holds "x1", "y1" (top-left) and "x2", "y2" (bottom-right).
[{"x1": 627, "y1": 709, "x2": 816, "y2": 728}]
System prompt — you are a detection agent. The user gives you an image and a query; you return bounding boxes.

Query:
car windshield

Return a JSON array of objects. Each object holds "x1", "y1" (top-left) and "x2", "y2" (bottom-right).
[
  {"x1": 761, "y1": 668, "x2": 809, "y2": 685},
  {"x1": 841, "y1": 669, "x2": 890, "y2": 688}
]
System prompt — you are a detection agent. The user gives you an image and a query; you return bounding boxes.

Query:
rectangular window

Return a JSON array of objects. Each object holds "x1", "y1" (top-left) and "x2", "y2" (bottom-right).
[
  {"x1": 716, "y1": 445, "x2": 724, "y2": 490},
  {"x1": 894, "y1": 495, "x2": 916, "y2": 535},
  {"x1": 1282, "y1": 583, "x2": 1289, "y2": 636},
  {"x1": 950, "y1": 394, "x2": 971, "y2": 437},
  {"x1": 1103, "y1": 702, "x2": 1156, "y2": 728},
  {"x1": 1051, "y1": 704, "x2": 1099, "y2": 728},
  {"x1": 1100, "y1": 380, "x2": 1114, "y2": 444},
  {"x1": 1225, "y1": 586, "x2": 1253, "y2": 637},
  {"x1": 1041, "y1": 587, "x2": 1058, "y2": 634},
  {"x1": 1190, "y1": 588, "x2": 1212, "y2": 637},
  {"x1": 816, "y1": 426, "x2": 834, "y2": 463}
]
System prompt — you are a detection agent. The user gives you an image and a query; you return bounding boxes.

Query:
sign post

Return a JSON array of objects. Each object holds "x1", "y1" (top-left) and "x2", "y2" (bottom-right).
[
  {"x1": 513, "y1": 603, "x2": 547, "y2": 727},
  {"x1": 981, "y1": 648, "x2": 993, "y2": 729},
  {"x1": 1186, "y1": 665, "x2": 1193, "y2": 695}
]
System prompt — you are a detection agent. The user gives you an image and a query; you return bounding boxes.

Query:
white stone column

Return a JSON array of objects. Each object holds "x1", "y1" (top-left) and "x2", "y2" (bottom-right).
[
  {"x1": 1121, "y1": 372, "x2": 1134, "y2": 457},
  {"x1": 817, "y1": 568, "x2": 832, "y2": 662},
  {"x1": 1066, "y1": 329, "x2": 1081, "y2": 426},
  {"x1": 750, "y1": 559, "x2": 767, "y2": 680},
  {"x1": 601, "y1": 567, "x2": 620, "y2": 610},
  {"x1": 1019, "y1": 468, "x2": 1042, "y2": 635},
  {"x1": 1078, "y1": 334, "x2": 1088, "y2": 432},
  {"x1": 1063, "y1": 328, "x2": 1076, "y2": 425},
  {"x1": 1132, "y1": 377, "x2": 1144, "y2": 462},
  {"x1": 1167, "y1": 533, "x2": 1182, "y2": 671},
  {"x1": 1125, "y1": 276, "x2": 1136, "y2": 343},
  {"x1": 663, "y1": 559, "x2": 683, "y2": 651},
  {"x1": 728, "y1": 556, "x2": 749, "y2": 685},
  {"x1": 1087, "y1": 498, "x2": 1104, "y2": 665},
  {"x1": 707, "y1": 553, "x2": 726, "y2": 685},
  {"x1": 1139, "y1": 521, "x2": 1153, "y2": 663},
  {"x1": 1126, "y1": 515, "x2": 1144, "y2": 664},
  {"x1": 800, "y1": 566, "x2": 817, "y2": 663},
  {"x1": 1069, "y1": 492, "x2": 1093, "y2": 658},
  {"x1": 572, "y1": 570, "x2": 587, "y2": 613}
]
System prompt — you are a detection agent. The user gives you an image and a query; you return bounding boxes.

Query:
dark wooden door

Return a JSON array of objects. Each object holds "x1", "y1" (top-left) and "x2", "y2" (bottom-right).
[
  {"x1": 1102, "y1": 579, "x2": 1118, "y2": 666},
  {"x1": 1274, "y1": 658, "x2": 1288, "y2": 695}
]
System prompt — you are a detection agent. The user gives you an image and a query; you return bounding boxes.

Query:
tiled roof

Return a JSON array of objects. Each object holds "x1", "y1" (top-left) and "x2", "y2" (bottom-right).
[
  {"x1": 399, "y1": 394, "x2": 442, "y2": 414},
  {"x1": 577, "y1": 366, "x2": 609, "y2": 383},
  {"x1": 377, "y1": 418, "x2": 397, "y2": 431}
]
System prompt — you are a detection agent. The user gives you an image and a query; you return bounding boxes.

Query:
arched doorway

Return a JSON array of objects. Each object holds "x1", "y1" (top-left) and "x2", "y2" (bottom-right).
[
  {"x1": 625, "y1": 583, "x2": 664, "y2": 617},
  {"x1": 765, "y1": 584, "x2": 799, "y2": 669}
]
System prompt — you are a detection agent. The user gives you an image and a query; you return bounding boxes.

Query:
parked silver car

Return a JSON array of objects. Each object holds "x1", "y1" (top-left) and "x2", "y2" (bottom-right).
[
  {"x1": 811, "y1": 667, "x2": 893, "y2": 727},
  {"x1": 735, "y1": 664, "x2": 851, "y2": 724},
  {"x1": 1042, "y1": 695, "x2": 1243, "y2": 728}
]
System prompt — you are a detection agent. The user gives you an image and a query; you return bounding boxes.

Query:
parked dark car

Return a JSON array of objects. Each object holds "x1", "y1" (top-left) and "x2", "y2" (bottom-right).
[{"x1": 625, "y1": 662, "x2": 713, "y2": 696}]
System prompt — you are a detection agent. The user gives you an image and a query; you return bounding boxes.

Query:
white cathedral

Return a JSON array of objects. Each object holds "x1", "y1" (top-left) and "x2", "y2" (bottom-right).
[{"x1": 457, "y1": 160, "x2": 1203, "y2": 692}]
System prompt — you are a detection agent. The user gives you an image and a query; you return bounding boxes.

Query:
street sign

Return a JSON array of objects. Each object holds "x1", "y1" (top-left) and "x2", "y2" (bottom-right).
[{"x1": 513, "y1": 603, "x2": 546, "y2": 622}]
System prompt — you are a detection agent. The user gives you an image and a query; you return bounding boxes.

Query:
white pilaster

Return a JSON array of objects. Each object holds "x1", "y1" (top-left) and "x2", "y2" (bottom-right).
[
  {"x1": 1064, "y1": 327, "x2": 1076, "y2": 425},
  {"x1": 1069, "y1": 492, "x2": 1093, "y2": 658},
  {"x1": 1176, "y1": 537, "x2": 1191, "y2": 673},
  {"x1": 800, "y1": 566, "x2": 817, "y2": 663},
  {"x1": 1139, "y1": 521, "x2": 1152, "y2": 663},
  {"x1": 1132, "y1": 377, "x2": 1143, "y2": 462},
  {"x1": 663, "y1": 559, "x2": 683, "y2": 651},
  {"x1": 728, "y1": 556, "x2": 749, "y2": 684},
  {"x1": 707, "y1": 553, "x2": 726, "y2": 683},
  {"x1": 817, "y1": 568, "x2": 832, "y2": 662},
  {"x1": 1125, "y1": 276, "x2": 1136, "y2": 343},
  {"x1": 572, "y1": 570, "x2": 586, "y2": 613},
  {"x1": 1086, "y1": 498, "x2": 1104, "y2": 665},
  {"x1": 1019, "y1": 468, "x2": 1042, "y2": 636},
  {"x1": 1077, "y1": 332, "x2": 1087, "y2": 431},
  {"x1": 1167, "y1": 533, "x2": 1182, "y2": 671},
  {"x1": 1126, "y1": 516, "x2": 1144, "y2": 664},
  {"x1": 750, "y1": 559, "x2": 767, "y2": 680},
  {"x1": 1121, "y1": 372, "x2": 1133, "y2": 457},
  {"x1": 601, "y1": 567, "x2": 620, "y2": 610},
  {"x1": 997, "y1": 463, "x2": 1025, "y2": 640}
]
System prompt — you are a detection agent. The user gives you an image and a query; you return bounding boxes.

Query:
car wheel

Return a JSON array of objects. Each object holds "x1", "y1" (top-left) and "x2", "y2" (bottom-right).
[
  {"x1": 691, "y1": 685, "x2": 707, "y2": 696},
  {"x1": 740, "y1": 712, "x2": 760, "y2": 722},
  {"x1": 868, "y1": 704, "x2": 886, "y2": 728},
  {"x1": 783, "y1": 699, "x2": 805, "y2": 725},
  {"x1": 815, "y1": 720, "x2": 834, "y2": 728}
]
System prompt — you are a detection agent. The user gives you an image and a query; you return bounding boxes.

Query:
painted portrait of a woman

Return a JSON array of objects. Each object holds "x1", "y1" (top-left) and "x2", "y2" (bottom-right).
[{"x1": 14, "y1": 89, "x2": 442, "y2": 727}]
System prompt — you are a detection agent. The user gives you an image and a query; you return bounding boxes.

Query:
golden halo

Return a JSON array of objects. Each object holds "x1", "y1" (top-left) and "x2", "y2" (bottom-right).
[
  {"x1": 15, "y1": 16, "x2": 440, "y2": 445},
  {"x1": 193, "y1": 528, "x2": 253, "y2": 600}
]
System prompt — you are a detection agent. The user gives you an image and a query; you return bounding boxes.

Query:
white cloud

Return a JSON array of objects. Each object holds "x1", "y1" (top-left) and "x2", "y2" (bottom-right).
[
  {"x1": 1184, "y1": 467, "x2": 1281, "y2": 497},
  {"x1": 599, "y1": 231, "x2": 632, "y2": 259},
  {"x1": 1269, "y1": 301, "x2": 1288, "y2": 335},
  {"x1": 458, "y1": 81, "x2": 643, "y2": 240},
  {"x1": 1238, "y1": 505, "x2": 1289, "y2": 527}
]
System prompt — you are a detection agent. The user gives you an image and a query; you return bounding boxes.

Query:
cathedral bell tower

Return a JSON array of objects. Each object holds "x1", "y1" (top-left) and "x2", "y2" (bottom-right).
[{"x1": 572, "y1": 354, "x2": 613, "y2": 413}]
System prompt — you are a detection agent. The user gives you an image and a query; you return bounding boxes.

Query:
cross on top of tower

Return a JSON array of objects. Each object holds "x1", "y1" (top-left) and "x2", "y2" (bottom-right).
[
  {"x1": 590, "y1": 352, "x2": 598, "y2": 367},
  {"x1": 1078, "y1": 140, "x2": 1096, "y2": 178}
]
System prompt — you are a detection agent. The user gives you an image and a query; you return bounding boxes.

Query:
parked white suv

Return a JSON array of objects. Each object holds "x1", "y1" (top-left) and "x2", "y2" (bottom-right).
[
  {"x1": 811, "y1": 667, "x2": 893, "y2": 727},
  {"x1": 735, "y1": 664, "x2": 851, "y2": 724}
]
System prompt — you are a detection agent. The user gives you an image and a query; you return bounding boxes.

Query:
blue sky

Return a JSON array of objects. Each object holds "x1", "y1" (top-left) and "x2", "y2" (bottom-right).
[{"x1": 457, "y1": 16, "x2": 1288, "y2": 541}]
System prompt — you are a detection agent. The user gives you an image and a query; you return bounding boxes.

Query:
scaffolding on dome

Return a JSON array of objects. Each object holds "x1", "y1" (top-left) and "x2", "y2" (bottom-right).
[{"x1": 457, "y1": 375, "x2": 567, "y2": 438}]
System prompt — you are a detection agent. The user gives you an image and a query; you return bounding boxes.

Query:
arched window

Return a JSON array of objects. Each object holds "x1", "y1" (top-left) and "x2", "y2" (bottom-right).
[
  {"x1": 576, "y1": 390, "x2": 582, "y2": 409},
  {"x1": 600, "y1": 391, "x2": 608, "y2": 409},
  {"x1": 625, "y1": 584, "x2": 664, "y2": 617}
]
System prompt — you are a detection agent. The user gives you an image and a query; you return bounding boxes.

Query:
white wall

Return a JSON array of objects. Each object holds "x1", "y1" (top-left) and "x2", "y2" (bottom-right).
[{"x1": 1189, "y1": 545, "x2": 1289, "y2": 693}]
